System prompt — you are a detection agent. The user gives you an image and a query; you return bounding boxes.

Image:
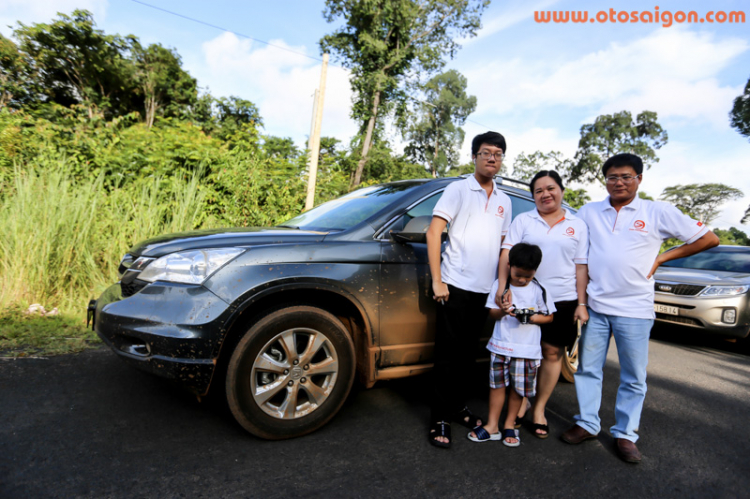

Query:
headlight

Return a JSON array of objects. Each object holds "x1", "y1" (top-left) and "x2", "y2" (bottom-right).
[
  {"x1": 138, "y1": 248, "x2": 245, "y2": 285},
  {"x1": 699, "y1": 285, "x2": 749, "y2": 297}
]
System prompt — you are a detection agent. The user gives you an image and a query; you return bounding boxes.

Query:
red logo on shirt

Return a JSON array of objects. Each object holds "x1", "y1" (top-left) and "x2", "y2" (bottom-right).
[
  {"x1": 630, "y1": 219, "x2": 648, "y2": 233},
  {"x1": 565, "y1": 227, "x2": 575, "y2": 236},
  {"x1": 496, "y1": 206, "x2": 505, "y2": 218},
  {"x1": 697, "y1": 221, "x2": 703, "y2": 227}
]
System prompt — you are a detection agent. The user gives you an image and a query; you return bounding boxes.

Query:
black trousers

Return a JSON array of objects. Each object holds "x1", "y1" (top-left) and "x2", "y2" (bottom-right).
[{"x1": 430, "y1": 284, "x2": 489, "y2": 422}]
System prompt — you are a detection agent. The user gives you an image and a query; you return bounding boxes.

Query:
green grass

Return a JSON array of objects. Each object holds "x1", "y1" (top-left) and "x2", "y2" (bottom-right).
[
  {"x1": 0, "y1": 161, "x2": 213, "y2": 354},
  {"x1": 0, "y1": 308, "x2": 100, "y2": 357}
]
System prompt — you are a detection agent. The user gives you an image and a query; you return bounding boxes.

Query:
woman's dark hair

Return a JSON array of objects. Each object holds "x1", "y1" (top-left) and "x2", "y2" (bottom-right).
[
  {"x1": 471, "y1": 132, "x2": 506, "y2": 156},
  {"x1": 602, "y1": 153, "x2": 644, "y2": 176},
  {"x1": 529, "y1": 170, "x2": 565, "y2": 193},
  {"x1": 508, "y1": 243, "x2": 543, "y2": 271}
]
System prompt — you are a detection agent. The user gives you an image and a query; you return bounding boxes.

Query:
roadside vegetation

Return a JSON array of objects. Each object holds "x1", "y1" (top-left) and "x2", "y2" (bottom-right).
[{"x1": 1, "y1": 6, "x2": 748, "y2": 355}]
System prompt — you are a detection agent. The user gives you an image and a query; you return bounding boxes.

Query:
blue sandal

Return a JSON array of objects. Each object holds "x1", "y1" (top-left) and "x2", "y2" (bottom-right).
[
  {"x1": 502, "y1": 428, "x2": 521, "y2": 447},
  {"x1": 467, "y1": 426, "x2": 501, "y2": 442}
]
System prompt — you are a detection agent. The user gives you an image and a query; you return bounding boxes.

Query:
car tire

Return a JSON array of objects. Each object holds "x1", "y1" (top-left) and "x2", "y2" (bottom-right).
[{"x1": 226, "y1": 306, "x2": 356, "y2": 439}]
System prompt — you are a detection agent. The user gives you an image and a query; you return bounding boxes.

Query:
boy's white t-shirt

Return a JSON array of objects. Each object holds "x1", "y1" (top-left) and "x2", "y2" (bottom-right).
[{"x1": 485, "y1": 279, "x2": 556, "y2": 360}]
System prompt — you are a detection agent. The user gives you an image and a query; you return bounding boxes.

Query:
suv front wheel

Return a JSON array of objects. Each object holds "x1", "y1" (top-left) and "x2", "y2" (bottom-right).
[{"x1": 226, "y1": 306, "x2": 356, "y2": 439}]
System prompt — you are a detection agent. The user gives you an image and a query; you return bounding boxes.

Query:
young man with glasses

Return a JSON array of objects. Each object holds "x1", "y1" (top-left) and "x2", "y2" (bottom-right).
[
  {"x1": 561, "y1": 153, "x2": 719, "y2": 463},
  {"x1": 426, "y1": 131, "x2": 512, "y2": 448}
]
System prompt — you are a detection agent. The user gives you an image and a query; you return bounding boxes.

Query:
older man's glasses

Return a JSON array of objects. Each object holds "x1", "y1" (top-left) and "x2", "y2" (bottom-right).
[
  {"x1": 605, "y1": 175, "x2": 640, "y2": 184},
  {"x1": 477, "y1": 151, "x2": 505, "y2": 161}
]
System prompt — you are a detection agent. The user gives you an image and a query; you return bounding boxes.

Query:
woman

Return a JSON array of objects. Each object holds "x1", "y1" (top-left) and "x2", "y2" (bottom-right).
[{"x1": 495, "y1": 170, "x2": 589, "y2": 438}]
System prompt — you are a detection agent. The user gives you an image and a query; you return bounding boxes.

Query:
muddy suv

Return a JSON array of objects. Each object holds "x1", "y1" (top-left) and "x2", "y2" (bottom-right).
[{"x1": 91, "y1": 176, "x2": 575, "y2": 439}]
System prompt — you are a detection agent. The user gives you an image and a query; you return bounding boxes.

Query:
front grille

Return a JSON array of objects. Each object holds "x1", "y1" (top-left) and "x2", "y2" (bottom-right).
[
  {"x1": 122, "y1": 279, "x2": 147, "y2": 297},
  {"x1": 654, "y1": 282, "x2": 706, "y2": 296},
  {"x1": 655, "y1": 314, "x2": 701, "y2": 327}
]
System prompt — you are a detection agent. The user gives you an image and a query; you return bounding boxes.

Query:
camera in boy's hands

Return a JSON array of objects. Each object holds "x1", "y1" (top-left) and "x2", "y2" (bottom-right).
[{"x1": 512, "y1": 307, "x2": 539, "y2": 324}]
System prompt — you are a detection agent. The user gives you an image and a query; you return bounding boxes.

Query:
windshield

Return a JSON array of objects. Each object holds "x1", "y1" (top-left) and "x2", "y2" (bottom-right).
[
  {"x1": 279, "y1": 183, "x2": 421, "y2": 231},
  {"x1": 661, "y1": 248, "x2": 750, "y2": 273}
]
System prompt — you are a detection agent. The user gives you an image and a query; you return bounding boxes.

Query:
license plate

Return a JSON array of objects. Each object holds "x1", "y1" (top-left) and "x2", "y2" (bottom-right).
[{"x1": 654, "y1": 304, "x2": 678, "y2": 315}]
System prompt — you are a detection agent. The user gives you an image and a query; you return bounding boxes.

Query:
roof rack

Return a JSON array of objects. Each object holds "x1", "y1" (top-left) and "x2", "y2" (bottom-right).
[{"x1": 496, "y1": 176, "x2": 530, "y2": 189}]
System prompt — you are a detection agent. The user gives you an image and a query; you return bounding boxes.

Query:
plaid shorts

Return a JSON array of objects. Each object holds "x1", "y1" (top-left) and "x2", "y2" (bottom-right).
[{"x1": 489, "y1": 353, "x2": 541, "y2": 397}]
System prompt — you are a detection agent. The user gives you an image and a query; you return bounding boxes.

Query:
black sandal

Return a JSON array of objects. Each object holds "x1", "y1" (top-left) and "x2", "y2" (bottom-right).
[
  {"x1": 532, "y1": 423, "x2": 549, "y2": 439},
  {"x1": 429, "y1": 421, "x2": 451, "y2": 449},
  {"x1": 454, "y1": 406, "x2": 485, "y2": 429}
]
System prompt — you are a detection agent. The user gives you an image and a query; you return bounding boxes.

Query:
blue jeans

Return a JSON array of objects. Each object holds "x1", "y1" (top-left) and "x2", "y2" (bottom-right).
[{"x1": 573, "y1": 309, "x2": 653, "y2": 442}]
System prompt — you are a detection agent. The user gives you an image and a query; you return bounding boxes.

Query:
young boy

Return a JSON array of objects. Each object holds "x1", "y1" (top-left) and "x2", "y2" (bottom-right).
[{"x1": 468, "y1": 243, "x2": 555, "y2": 447}]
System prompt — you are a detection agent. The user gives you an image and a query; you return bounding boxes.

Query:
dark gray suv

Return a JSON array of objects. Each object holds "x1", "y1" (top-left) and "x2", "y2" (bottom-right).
[{"x1": 91, "y1": 176, "x2": 563, "y2": 439}]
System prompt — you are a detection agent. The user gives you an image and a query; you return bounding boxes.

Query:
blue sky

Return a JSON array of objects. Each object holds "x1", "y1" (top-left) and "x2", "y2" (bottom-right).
[{"x1": 2, "y1": 0, "x2": 749, "y2": 228}]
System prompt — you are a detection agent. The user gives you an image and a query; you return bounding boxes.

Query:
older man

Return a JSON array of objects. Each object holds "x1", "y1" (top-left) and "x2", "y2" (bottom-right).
[{"x1": 561, "y1": 153, "x2": 719, "y2": 463}]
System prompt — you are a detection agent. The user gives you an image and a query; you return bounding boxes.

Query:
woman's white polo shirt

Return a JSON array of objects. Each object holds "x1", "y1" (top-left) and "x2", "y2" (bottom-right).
[
  {"x1": 433, "y1": 176, "x2": 512, "y2": 294},
  {"x1": 577, "y1": 196, "x2": 709, "y2": 319},
  {"x1": 502, "y1": 209, "x2": 589, "y2": 302}
]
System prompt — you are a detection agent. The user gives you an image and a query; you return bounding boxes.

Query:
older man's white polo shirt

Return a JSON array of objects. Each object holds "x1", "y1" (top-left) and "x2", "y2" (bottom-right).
[
  {"x1": 502, "y1": 209, "x2": 589, "y2": 302},
  {"x1": 578, "y1": 196, "x2": 708, "y2": 319},
  {"x1": 433, "y1": 175, "x2": 512, "y2": 293}
]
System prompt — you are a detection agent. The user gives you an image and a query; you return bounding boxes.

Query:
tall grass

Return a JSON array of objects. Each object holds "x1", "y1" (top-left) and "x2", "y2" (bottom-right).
[{"x1": 0, "y1": 160, "x2": 211, "y2": 314}]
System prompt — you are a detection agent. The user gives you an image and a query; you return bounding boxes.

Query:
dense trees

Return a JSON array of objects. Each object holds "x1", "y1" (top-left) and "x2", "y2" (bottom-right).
[
  {"x1": 320, "y1": 0, "x2": 488, "y2": 186},
  {"x1": 569, "y1": 110, "x2": 668, "y2": 185},
  {"x1": 660, "y1": 183, "x2": 744, "y2": 226},
  {"x1": 730, "y1": 75, "x2": 750, "y2": 141},
  {"x1": 402, "y1": 70, "x2": 477, "y2": 177}
]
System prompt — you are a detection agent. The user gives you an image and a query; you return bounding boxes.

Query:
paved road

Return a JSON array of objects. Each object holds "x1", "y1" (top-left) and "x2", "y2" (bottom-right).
[{"x1": 1, "y1": 327, "x2": 749, "y2": 498}]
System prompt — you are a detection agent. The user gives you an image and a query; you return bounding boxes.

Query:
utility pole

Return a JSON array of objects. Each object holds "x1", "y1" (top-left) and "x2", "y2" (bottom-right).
[{"x1": 305, "y1": 53, "x2": 329, "y2": 211}]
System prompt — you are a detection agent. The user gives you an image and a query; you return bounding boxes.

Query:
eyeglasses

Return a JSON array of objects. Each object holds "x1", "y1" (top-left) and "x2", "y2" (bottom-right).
[
  {"x1": 605, "y1": 175, "x2": 640, "y2": 184},
  {"x1": 477, "y1": 151, "x2": 505, "y2": 161}
]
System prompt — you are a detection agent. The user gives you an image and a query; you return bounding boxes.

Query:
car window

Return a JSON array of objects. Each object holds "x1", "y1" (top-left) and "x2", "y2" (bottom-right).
[
  {"x1": 661, "y1": 248, "x2": 750, "y2": 273},
  {"x1": 508, "y1": 193, "x2": 535, "y2": 218},
  {"x1": 382, "y1": 192, "x2": 443, "y2": 235},
  {"x1": 381, "y1": 187, "x2": 538, "y2": 238},
  {"x1": 280, "y1": 183, "x2": 420, "y2": 232}
]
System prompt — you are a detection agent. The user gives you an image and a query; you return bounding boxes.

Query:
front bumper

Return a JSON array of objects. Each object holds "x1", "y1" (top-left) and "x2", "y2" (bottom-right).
[
  {"x1": 94, "y1": 281, "x2": 233, "y2": 395},
  {"x1": 654, "y1": 292, "x2": 750, "y2": 339}
]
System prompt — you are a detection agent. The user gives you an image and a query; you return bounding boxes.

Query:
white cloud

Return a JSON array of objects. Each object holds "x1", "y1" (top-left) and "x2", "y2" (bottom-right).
[
  {"x1": 465, "y1": 0, "x2": 560, "y2": 43},
  {"x1": 200, "y1": 32, "x2": 357, "y2": 145},
  {"x1": 457, "y1": 124, "x2": 579, "y2": 170},
  {"x1": 0, "y1": 0, "x2": 107, "y2": 35},
  {"x1": 464, "y1": 28, "x2": 748, "y2": 127},
  {"x1": 641, "y1": 143, "x2": 749, "y2": 230}
]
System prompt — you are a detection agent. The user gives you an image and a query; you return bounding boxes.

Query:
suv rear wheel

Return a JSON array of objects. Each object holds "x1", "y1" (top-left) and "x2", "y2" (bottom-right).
[{"x1": 226, "y1": 306, "x2": 356, "y2": 439}]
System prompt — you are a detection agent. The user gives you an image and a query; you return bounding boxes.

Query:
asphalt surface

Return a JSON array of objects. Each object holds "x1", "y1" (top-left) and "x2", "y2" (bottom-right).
[{"x1": 1, "y1": 326, "x2": 749, "y2": 499}]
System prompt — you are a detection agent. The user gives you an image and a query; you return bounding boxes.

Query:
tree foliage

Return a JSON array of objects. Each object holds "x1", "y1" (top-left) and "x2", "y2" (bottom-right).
[
  {"x1": 659, "y1": 183, "x2": 744, "y2": 225},
  {"x1": 563, "y1": 189, "x2": 590, "y2": 210},
  {"x1": 0, "y1": 34, "x2": 34, "y2": 109},
  {"x1": 320, "y1": 0, "x2": 488, "y2": 186},
  {"x1": 13, "y1": 10, "x2": 138, "y2": 119},
  {"x1": 511, "y1": 150, "x2": 571, "y2": 182},
  {"x1": 133, "y1": 43, "x2": 197, "y2": 127},
  {"x1": 569, "y1": 110, "x2": 668, "y2": 185},
  {"x1": 730, "y1": 75, "x2": 750, "y2": 141},
  {"x1": 714, "y1": 227, "x2": 750, "y2": 246},
  {"x1": 402, "y1": 69, "x2": 476, "y2": 176}
]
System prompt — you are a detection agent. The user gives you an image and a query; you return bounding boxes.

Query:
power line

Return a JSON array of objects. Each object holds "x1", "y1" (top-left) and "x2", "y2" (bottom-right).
[
  {"x1": 129, "y1": 0, "x2": 498, "y2": 131},
  {"x1": 130, "y1": 0, "x2": 326, "y2": 63}
]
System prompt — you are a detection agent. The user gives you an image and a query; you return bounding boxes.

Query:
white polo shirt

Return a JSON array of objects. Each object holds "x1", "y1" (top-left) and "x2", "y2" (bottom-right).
[
  {"x1": 577, "y1": 196, "x2": 709, "y2": 319},
  {"x1": 484, "y1": 279, "x2": 556, "y2": 360},
  {"x1": 502, "y1": 209, "x2": 589, "y2": 302},
  {"x1": 433, "y1": 175, "x2": 512, "y2": 293}
]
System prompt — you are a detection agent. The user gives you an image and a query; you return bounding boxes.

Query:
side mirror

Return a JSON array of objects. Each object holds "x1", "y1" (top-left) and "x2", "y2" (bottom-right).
[{"x1": 391, "y1": 215, "x2": 447, "y2": 244}]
